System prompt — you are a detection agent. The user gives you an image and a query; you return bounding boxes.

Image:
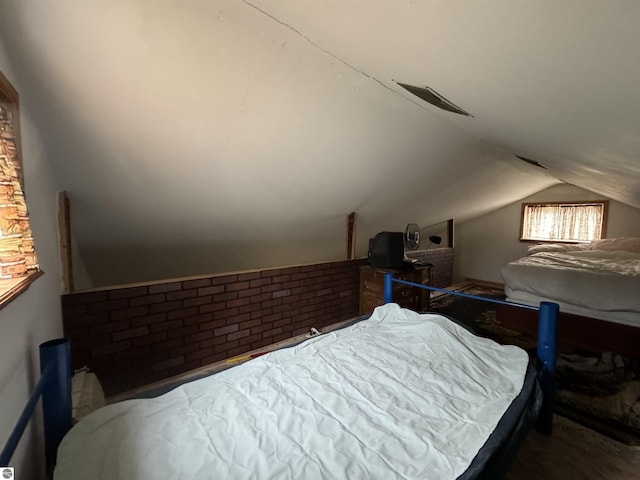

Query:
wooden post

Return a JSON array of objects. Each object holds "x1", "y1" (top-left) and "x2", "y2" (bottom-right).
[
  {"x1": 57, "y1": 191, "x2": 73, "y2": 293},
  {"x1": 345, "y1": 212, "x2": 357, "y2": 259}
]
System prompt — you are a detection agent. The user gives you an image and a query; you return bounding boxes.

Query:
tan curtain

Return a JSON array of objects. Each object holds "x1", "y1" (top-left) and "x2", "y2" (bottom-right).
[{"x1": 524, "y1": 204, "x2": 603, "y2": 242}]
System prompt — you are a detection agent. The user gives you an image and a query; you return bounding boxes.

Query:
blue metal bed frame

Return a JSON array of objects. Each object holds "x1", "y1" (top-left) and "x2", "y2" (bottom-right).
[
  {"x1": 383, "y1": 273, "x2": 558, "y2": 435},
  {"x1": 0, "y1": 339, "x2": 72, "y2": 476},
  {"x1": 0, "y1": 278, "x2": 558, "y2": 476}
]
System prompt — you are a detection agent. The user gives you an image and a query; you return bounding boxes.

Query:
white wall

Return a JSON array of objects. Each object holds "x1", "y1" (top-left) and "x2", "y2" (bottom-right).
[
  {"x1": 0, "y1": 47, "x2": 64, "y2": 479},
  {"x1": 454, "y1": 184, "x2": 640, "y2": 284},
  {"x1": 0, "y1": 1, "x2": 559, "y2": 290}
]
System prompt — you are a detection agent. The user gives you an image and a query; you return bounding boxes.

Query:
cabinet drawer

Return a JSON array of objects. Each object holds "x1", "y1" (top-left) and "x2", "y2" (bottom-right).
[
  {"x1": 359, "y1": 266, "x2": 430, "y2": 315},
  {"x1": 360, "y1": 293, "x2": 383, "y2": 315}
]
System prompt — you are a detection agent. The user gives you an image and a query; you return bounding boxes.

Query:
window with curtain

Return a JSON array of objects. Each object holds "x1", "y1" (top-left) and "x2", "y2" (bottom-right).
[
  {"x1": 520, "y1": 201, "x2": 608, "y2": 243},
  {"x1": 0, "y1": 69, "x2": 42, "y2": 307}
]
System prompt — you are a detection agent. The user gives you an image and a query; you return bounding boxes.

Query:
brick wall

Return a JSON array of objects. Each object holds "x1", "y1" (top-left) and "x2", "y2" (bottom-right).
[
  {"x1": 406, "y1": 247, "x2": 454, "y2": 288},
  {"x1": 62, "y1": 259, "x2": 366, "y2": 396},
  {"x1": 426, "y1": 248, "x2": 454, "y2": 288}
]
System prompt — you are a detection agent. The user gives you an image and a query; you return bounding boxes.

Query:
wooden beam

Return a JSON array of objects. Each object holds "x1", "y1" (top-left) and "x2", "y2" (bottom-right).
[
  {"x1": 345, "y1": 212, "x2": 357, "y2": 259},
  {"x1": 58, "y1": 191, "x2": 73, "y2": 293}
]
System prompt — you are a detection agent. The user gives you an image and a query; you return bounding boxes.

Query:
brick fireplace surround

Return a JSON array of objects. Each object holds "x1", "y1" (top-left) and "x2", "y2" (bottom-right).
[{"x1": 62, "y1": 250, "x2": 453, "y2": 397}]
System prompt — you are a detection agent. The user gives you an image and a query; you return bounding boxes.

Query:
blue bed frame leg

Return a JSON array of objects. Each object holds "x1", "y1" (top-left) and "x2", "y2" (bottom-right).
[
  {"x1": 535, "y1": 301, "x2": 559, "y2": 435},
  {"x1": 40, "y1": 338, "x2": 72, "y2": 475},
  {"x1": 383, "y1": 273, "x2": 394, "y2": 304}
]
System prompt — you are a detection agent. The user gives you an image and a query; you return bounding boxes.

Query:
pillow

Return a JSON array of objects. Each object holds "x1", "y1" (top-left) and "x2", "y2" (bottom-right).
[
  {"x1": 587, "y1": 237, "x2": 640, "y2": 253},
  {"x1": 527, "y1": 243, "x2": 587, "y2": 255}
]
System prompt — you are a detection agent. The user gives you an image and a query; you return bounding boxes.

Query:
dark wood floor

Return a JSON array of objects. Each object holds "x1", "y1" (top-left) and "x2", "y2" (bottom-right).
[{"x1": 507, "y1": 415, "x2": 640, "y2": 480}]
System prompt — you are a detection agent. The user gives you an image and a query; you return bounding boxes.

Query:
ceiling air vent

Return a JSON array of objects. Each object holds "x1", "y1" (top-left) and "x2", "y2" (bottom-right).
[
  {"x1": 515, "y1": 155, "x2": 547, "y2": 169},
  {"x1": 397, "y1": 82, "x2": 471, "y2": 116}
]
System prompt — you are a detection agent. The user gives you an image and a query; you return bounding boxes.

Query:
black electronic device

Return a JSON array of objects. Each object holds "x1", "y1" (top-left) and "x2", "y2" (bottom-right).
[{"x1": 367, "y1": 231, "x2": 405, "y2": 269}]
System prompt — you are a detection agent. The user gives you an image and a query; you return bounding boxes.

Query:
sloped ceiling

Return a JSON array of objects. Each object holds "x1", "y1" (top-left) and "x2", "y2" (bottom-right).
[{"x1": 1, "y1": 1, "x2": 638, "y2": 286}]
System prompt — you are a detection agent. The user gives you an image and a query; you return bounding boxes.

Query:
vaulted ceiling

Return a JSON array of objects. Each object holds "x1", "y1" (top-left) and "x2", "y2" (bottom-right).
[{"x1": 1, "y1": 1, "x2": 638, "y2": 286}]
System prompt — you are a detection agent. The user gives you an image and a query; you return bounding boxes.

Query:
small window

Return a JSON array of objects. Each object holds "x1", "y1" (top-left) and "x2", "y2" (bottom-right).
[{"x1": 520, "y1": 201, "x2": 608, "y2": 243}]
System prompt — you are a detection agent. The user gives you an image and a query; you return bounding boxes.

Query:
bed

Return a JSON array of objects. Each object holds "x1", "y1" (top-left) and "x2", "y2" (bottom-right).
[
  {"x1": 498, "y1": 237, "x2": 640, "y2": 358},
  {"x1": 2, "y1": 278, "x2": 558, "y2": 479}
]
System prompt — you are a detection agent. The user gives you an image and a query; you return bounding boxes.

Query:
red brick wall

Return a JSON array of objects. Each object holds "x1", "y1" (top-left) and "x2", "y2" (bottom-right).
[
  {"x1": 405, "y1": 247, "x2": 454, "y2": 288},
  {"x1": 426, "y1": 248, "x2": 454, "y2": 288},
  {"x1": 62, "y1": 259, "x2": 366, "y2": 395}
]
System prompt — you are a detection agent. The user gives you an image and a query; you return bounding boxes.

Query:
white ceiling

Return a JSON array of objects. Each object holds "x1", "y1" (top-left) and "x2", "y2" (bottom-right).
[{"x1": 1, "y1": 0, "x2": 638, "y2": 284}]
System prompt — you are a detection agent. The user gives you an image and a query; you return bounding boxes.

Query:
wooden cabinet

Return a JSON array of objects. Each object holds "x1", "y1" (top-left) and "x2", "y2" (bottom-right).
[{"x1": 359, "y1": 265, "x2": 431, "y2": 315}]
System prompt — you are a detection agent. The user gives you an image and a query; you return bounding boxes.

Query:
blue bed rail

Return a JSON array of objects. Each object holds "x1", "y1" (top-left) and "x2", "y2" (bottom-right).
[
  {"x1": 0, "y1": 338, "x2": 72, "y2": 476},
  {"x1": 383, "y1": 273, "x2": 558, "y2": 435}
]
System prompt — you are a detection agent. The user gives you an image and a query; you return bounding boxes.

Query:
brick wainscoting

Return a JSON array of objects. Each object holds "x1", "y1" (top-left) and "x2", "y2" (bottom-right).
[
  {"x1": 427, "y1": 248, "x2": 454, "y2": 288},
  {"x1": 406, "y1": 247, "x2": 454, "y2": 288},
  {"x1": 62, "y1": 259, "x2": 367, "y2": 395}
]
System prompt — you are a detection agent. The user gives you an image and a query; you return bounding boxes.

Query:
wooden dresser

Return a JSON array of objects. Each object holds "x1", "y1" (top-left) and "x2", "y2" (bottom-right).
[{"x1": 359, "y1": 265, "x2": 431, "y2": 315}]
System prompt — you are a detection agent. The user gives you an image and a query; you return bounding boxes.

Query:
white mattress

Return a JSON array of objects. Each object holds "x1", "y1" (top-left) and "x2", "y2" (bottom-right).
[
  {"x1": 505, "y1": 290, "x2": 640, "y2": 327},
  {"x1": 502, "y1": 250, "x2": 640, "y2": 326},
  {"x1": 54, "y1": 304, "x2": 528, "y2": 480}
]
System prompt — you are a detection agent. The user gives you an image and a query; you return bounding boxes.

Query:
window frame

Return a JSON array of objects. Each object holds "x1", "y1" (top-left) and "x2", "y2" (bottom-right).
[
  {"x1": 0, "y1": 69, "x2": 43, "y2": 310},
  {"x1": 519, "y1": 200, "x2": 609, "y2": 244}
]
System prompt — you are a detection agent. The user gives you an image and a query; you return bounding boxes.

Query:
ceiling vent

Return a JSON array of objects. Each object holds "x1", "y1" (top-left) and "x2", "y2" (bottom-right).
[
  {"x1": 397, "y1": 82, "x2": 471, "y2": 117},
  {"x1": 515, "y1": 155, "x2": 547, "y2": 169}
]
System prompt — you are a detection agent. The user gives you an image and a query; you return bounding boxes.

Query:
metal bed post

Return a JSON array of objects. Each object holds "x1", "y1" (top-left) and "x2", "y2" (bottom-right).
[
  {"x1": 40, "y1": 338, "x2": 73, "y2": 475},
  {"x1": 535, "y1": 301, "x2": 559, "y2": 435},
  {"x1": 0, "y1": 339, "x2": 72, "y2": 474},
  {"x1": 383, "y1": 272, "x2": 394, "y2": 304}
]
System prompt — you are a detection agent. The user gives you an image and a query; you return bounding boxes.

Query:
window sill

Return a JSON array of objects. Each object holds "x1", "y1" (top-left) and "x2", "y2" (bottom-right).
[{"x1": 0, "y1": 270, "x2": 44, "y2": 311}]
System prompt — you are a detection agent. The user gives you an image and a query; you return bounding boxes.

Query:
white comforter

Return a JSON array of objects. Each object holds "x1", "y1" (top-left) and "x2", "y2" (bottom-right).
[
  {"x1": 54, "y1": 304, "x2": 528, "y2": 480},
  {"x1": 502, "y1": 250, "x2": 640, "y2": 324}
]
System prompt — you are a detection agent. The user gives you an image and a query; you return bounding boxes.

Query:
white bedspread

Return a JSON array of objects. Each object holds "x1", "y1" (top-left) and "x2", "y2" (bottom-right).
[
  {"x1": 501, "y1": 250, "x2": 640, "y2": 326},
  {"x1": 54, "y1": 304, "x2": 528, "y2": 480}
]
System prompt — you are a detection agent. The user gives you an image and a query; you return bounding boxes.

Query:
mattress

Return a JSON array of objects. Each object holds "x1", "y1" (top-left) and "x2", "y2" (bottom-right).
[
  {"x1": 502, "y1": 249, "x2": 640, "y2": 326},
  {"x1": 505, "y1": 289, "x2": 640, "y2": 326},
  {"x1": 54, "y1": 304, "x2": 531, "y2": 480}
]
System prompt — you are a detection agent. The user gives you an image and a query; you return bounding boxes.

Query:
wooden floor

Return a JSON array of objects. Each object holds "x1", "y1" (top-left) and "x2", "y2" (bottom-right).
[{"x1": 507, "y1": 415, "x2": 640, "y2": 480}]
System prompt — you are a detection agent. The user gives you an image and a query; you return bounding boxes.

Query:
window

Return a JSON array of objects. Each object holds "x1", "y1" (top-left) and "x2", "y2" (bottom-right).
[
  {"x1": 520, "y1": 201, "x2": 608, "y2": 243},
  {"x1": 0, "y1": 69, "x2": 42, "y2": 307}
]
